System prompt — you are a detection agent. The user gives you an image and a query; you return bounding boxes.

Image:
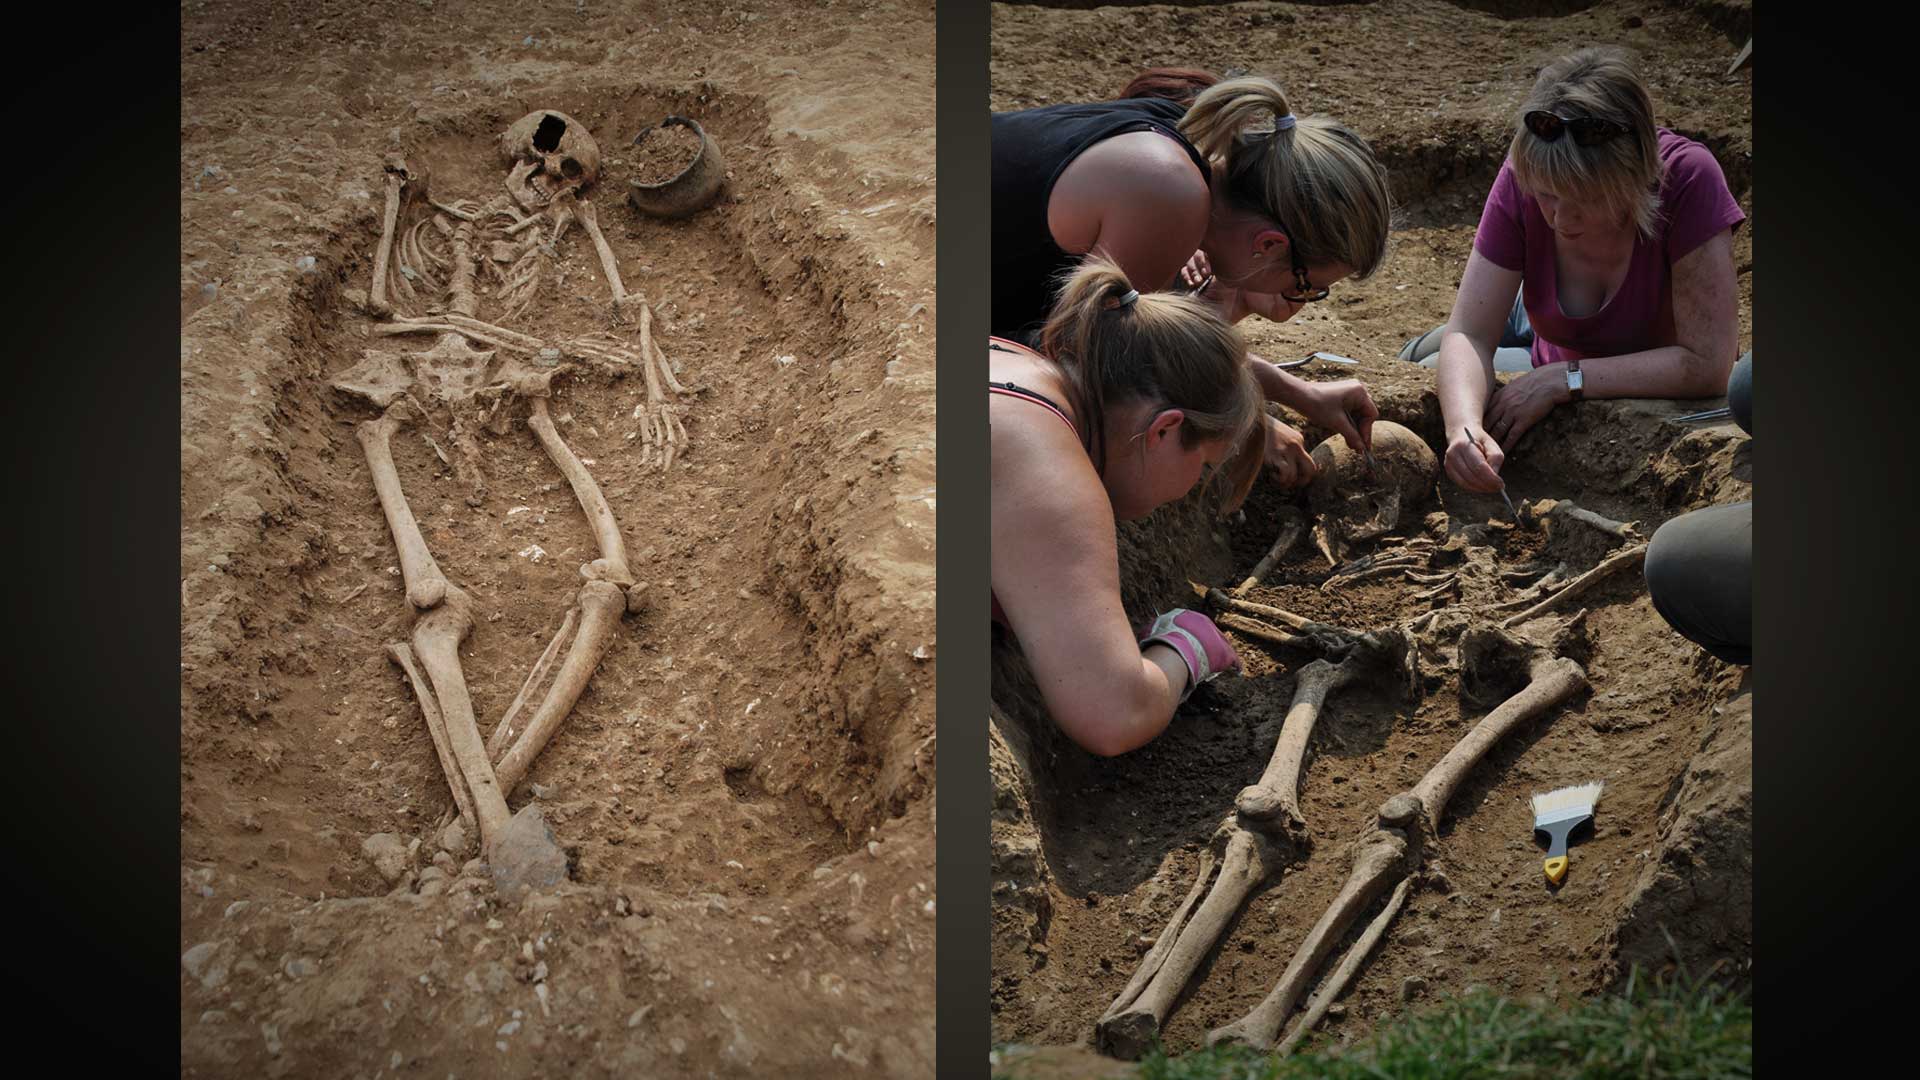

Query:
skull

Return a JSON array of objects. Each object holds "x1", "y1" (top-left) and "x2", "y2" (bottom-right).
[
  {"x1": 500, "y1": 110, "x2": 602, "y2": 208},
  {"x1": 1306, "y1": 420, "x2": 1438, "y2": 562}
]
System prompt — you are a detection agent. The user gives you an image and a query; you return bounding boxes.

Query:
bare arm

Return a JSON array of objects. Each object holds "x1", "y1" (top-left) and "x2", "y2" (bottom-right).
[
  {"x1": 991, "y1": 401, "x2": 1187, "y2": 756},
  {"x1": 1480, "y1": 230, "x2": 1740, "y2": 453},
  {"x1": 1552, "y1": 230, "x2": 1739, "y2": 400},
  {"x1": 1436, "y1": 250, "x2": 1525, "y2": 492}
]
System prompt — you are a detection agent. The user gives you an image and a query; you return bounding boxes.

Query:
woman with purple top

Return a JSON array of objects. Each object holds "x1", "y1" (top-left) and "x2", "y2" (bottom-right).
[{"x1": 1426, "y1": 47, "x2": 1746, "y2": 492}]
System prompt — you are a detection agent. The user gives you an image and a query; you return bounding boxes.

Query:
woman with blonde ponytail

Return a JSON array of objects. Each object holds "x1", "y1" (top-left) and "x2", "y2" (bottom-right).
[
  {"x1": 993, "y1": 68, "x2": 1391, "y2": 488},
  {"x1": 990, "y1": 258, "x2": 1264, "y2": 756}
]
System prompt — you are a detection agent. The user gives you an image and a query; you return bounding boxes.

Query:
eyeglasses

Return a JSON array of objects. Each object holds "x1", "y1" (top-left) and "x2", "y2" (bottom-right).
[
  {"x1": 1523, "y1": 110, "x2": 1627, "y2": 147},
  {"x1": 1277, "y1": 230, "x2": 1329, "y2": 303}
]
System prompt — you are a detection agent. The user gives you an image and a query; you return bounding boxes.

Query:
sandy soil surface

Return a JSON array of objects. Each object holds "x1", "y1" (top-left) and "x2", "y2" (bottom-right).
[
  {"x1": 990, "y1": 0, "x2": 1751, "y2": 1060},
  {"x1": 180, "y1": 1, "x2": 935, "y2": 1075}
]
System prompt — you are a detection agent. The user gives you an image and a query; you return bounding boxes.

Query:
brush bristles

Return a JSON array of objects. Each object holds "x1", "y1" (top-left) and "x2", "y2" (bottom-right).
[{"x1": 1531, "y1": 781, "x2": 1605, "y2": 817}]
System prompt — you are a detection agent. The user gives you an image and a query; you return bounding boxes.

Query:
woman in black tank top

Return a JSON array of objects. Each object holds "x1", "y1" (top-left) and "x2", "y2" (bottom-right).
[{"x1": 991, "y1": 69, "x2": 1395, "y2": 489}]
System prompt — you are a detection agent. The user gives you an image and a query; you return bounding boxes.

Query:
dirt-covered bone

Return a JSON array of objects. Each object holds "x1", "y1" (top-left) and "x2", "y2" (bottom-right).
[
  {"x1": 369, "y1": 155, "x2": 420, "y2": 316},
  {"x1": 1499, "y1": 543, "x2": 1648, "y2": 629},
  {"x1": 493, "y1": 578, "x2": 629, "y2": 796},
  {"x1": 500, "y1": 109, "x2": 602, "y2": 209},
  {"x1": 1306, "y1": 420, "x2": 1438, "y2": 565},
  {"x1": 1537, "y1": 498, "x2": 1641, "y2": 542},
  {"x1": 386, "y1": 640, "x2": 477, "y2": 839},
  {"x1": 575, "y1": 197, "x2": 640, "y2": 309},
  {"x1": 1096, "y1": 632, "x2": 1411, "y2": 1059},
  {"x1": 1207, "y1": 628, "x2": 1589, "y2": 1052},
  {"x1": 1232, "y1": 505, "x2": 1306, "y2": 596},
  {"x1": 1273, "y1": 876, "x2": 1412, "y2": 1055}
]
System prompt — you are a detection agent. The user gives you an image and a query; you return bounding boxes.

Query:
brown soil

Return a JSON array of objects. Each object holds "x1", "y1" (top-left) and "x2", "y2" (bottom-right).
[
  {"x1": 181, "y1": 1, "x2": 935, "y2": 1076},
  {"x1": 990, "y1": 0, "x2": 1751, "y2": 1059},
  {"x1": 632, "y1": 123, "x2": 708, "y2": 186}
]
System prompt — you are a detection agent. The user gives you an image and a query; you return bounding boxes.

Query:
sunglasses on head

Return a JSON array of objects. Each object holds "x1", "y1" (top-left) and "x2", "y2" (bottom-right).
[{"x1": 1524, "y1": 110, "x2": 1626, "y2": 147}]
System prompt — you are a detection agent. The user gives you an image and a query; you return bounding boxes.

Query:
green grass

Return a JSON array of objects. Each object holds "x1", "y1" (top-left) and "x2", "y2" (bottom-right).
[{"x1": 1130, "y1": 970, "x2": 1751, "y2": 1080}]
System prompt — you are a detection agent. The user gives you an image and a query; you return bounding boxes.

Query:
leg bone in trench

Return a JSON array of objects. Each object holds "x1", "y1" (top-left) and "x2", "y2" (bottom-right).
[
  {"x1": 1273, "y1": 876, "x2": 1414, "y2": 1056},
  {"x1": 356, "y1": 402, "x2": 448, "y2": 611},
  {"x1": 1096, "y1": 826, "x2": 1277, "y2": 1059},
  {"x1": 386, "y1": 641, "x2": 477, "y2": 839},
  {"x1": 492, "y1": 579, "x2": 628, "y2": 797},
  {"x1": 1095, "y1": 639, "x2": 1398, "y2": 1057},
  {"x1": 1208, "y1": 639, "x2": 1588, "y2": 1050},
  {"x1": 407, "y1": 583, "x2": 513, "y2": 850},
  {"x1": 487, "y1": 605, "x2": 579, "y2": 762},
  {"x1": 527, "y1": 396, "x2": 637, "y2": 587}
]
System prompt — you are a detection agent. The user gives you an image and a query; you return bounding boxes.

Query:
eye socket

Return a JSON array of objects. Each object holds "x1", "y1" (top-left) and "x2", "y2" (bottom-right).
[{"x1": 560, "y1": 157, "x2": 583, "y2": 180}]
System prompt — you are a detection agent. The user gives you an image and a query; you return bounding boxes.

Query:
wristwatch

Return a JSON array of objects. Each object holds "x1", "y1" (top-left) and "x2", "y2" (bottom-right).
[{"x1": 1564, "y1": 359, "x2": 1585, "y2": 402}]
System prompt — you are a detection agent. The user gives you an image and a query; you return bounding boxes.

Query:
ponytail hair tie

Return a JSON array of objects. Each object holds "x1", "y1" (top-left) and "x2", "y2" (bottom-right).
[
  {"x1": 1116, "y1": 289, "x2": 1140, "y2": 307},
  {"x1": 1273, "y1": 113, "x2": 1297, "y2": 131}
]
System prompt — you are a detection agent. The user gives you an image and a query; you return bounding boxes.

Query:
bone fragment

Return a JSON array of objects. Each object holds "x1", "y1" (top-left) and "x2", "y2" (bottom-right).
[
  {"x1": 487, "y1": 606, "x2": 579, "y2": 761},
  {"x1": 1217, "y1": 612, "x2": 1319, "y2": 651},
  {"x1": 356, "y1": 404, "x2": 448, "y2": 610},
  {"x1": 1097, "y1": 828, "x2": 1272, "y2": 1059},
  {"x1": 1274, "y1": 877, "x2": 1413, "y2": 1056},
  {"x1": 1235, "y1": 654, "x2": 1366, "y2": 824},
  {"x1": 369, "y1": 162, "x2": 407, "y2": 315},
  {"x1": 1206, "y1": 591, "x2": 1312, "y2": 630},
  {"x1": 1485, "y1": 563, "x2": 1571, "y2": 613},
  {"x1": 429, "y1": 198, "x2": 481, "y2": 222},
  {"x1": 1409, "y1": 575, "x2": 1458, "y2": 602},
  {"x1": 387, "y1": 641, "x2": 477, "y2": 837},
  {"x1": 1233, "y1": 508, "x2": 1306, "y2": 596},
  {"x1": 1322, "y1": 561, "x2": 1416, "y2": 591},
  {"x1": 1097, "y1": 845, "x2": 1216, "y2": 1043},
  {"x1": 409, "y1": 584, "x2": 512, "y2": 850},
  {"x1": 1548, "y1": 499, "x2": 1641, "y2": 541},
  {"x1": 648, "y1": 330, "x2": 687, "y2": 397},
  {"x1": 1410, "y1": 652, "x2": 1588, "y2": 831},
  {"x1": 1207, "y1": 828, "x2": 1410, "y2": 1050},
  {"x1": 1499, "y1": 544, "x2": 1648, "y2": 629},
  {"x1": 493, "y1": 579, "x2": 628, "y2": 796},
  {"x1": 527, "y1": 397, "x2": 636, "y2": 586},
  {"x1": 575, "y1": 198, "x2": 635, "y2": 305}
]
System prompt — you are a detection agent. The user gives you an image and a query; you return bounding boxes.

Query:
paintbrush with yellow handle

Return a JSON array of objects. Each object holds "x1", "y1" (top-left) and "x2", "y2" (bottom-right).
[{"x1": 1531, "y1": 781, "x2": 1605, "y2": 885}]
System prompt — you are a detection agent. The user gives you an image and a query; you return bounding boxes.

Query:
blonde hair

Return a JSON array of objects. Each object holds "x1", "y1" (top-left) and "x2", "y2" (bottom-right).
[
  {"x1": 1509, "y1": 47, "x2": 1664, "y2": 238},
  {"x1": 1179, "y1": 75, "x2": 1392, "y2": 279},
  {"x1": 1039, "y1": 257, "x2": 1264, "y2": 512}
]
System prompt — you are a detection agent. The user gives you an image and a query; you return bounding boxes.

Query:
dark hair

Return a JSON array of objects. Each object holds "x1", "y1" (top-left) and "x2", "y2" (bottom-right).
[
  {"x1": 1039, "y1": 257, "x2": 1264, "y2": 512},
  {"x1": 1120, "y1": 67, "x2": 1221, "y2": 107}
]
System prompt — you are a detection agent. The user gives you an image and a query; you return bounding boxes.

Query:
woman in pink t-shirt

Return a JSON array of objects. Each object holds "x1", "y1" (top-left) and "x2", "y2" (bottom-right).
[{"x1": 1432, "y1": 47, "x2": 1745, "y2": 492}]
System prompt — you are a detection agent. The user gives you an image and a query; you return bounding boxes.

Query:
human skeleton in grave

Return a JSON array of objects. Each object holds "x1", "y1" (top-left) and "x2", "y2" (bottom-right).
[{"x1": 330, "y1": 109, "x2": 705, "y2": 893}]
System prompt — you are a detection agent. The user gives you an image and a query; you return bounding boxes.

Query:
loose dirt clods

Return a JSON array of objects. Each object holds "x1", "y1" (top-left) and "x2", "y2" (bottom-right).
[
  {"x1": 991, "y1": 0, "x2": 1751, "y2": 1060},
  {"x1": 182, "y1": 2, "x2": 934, "y2": 1076}
]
